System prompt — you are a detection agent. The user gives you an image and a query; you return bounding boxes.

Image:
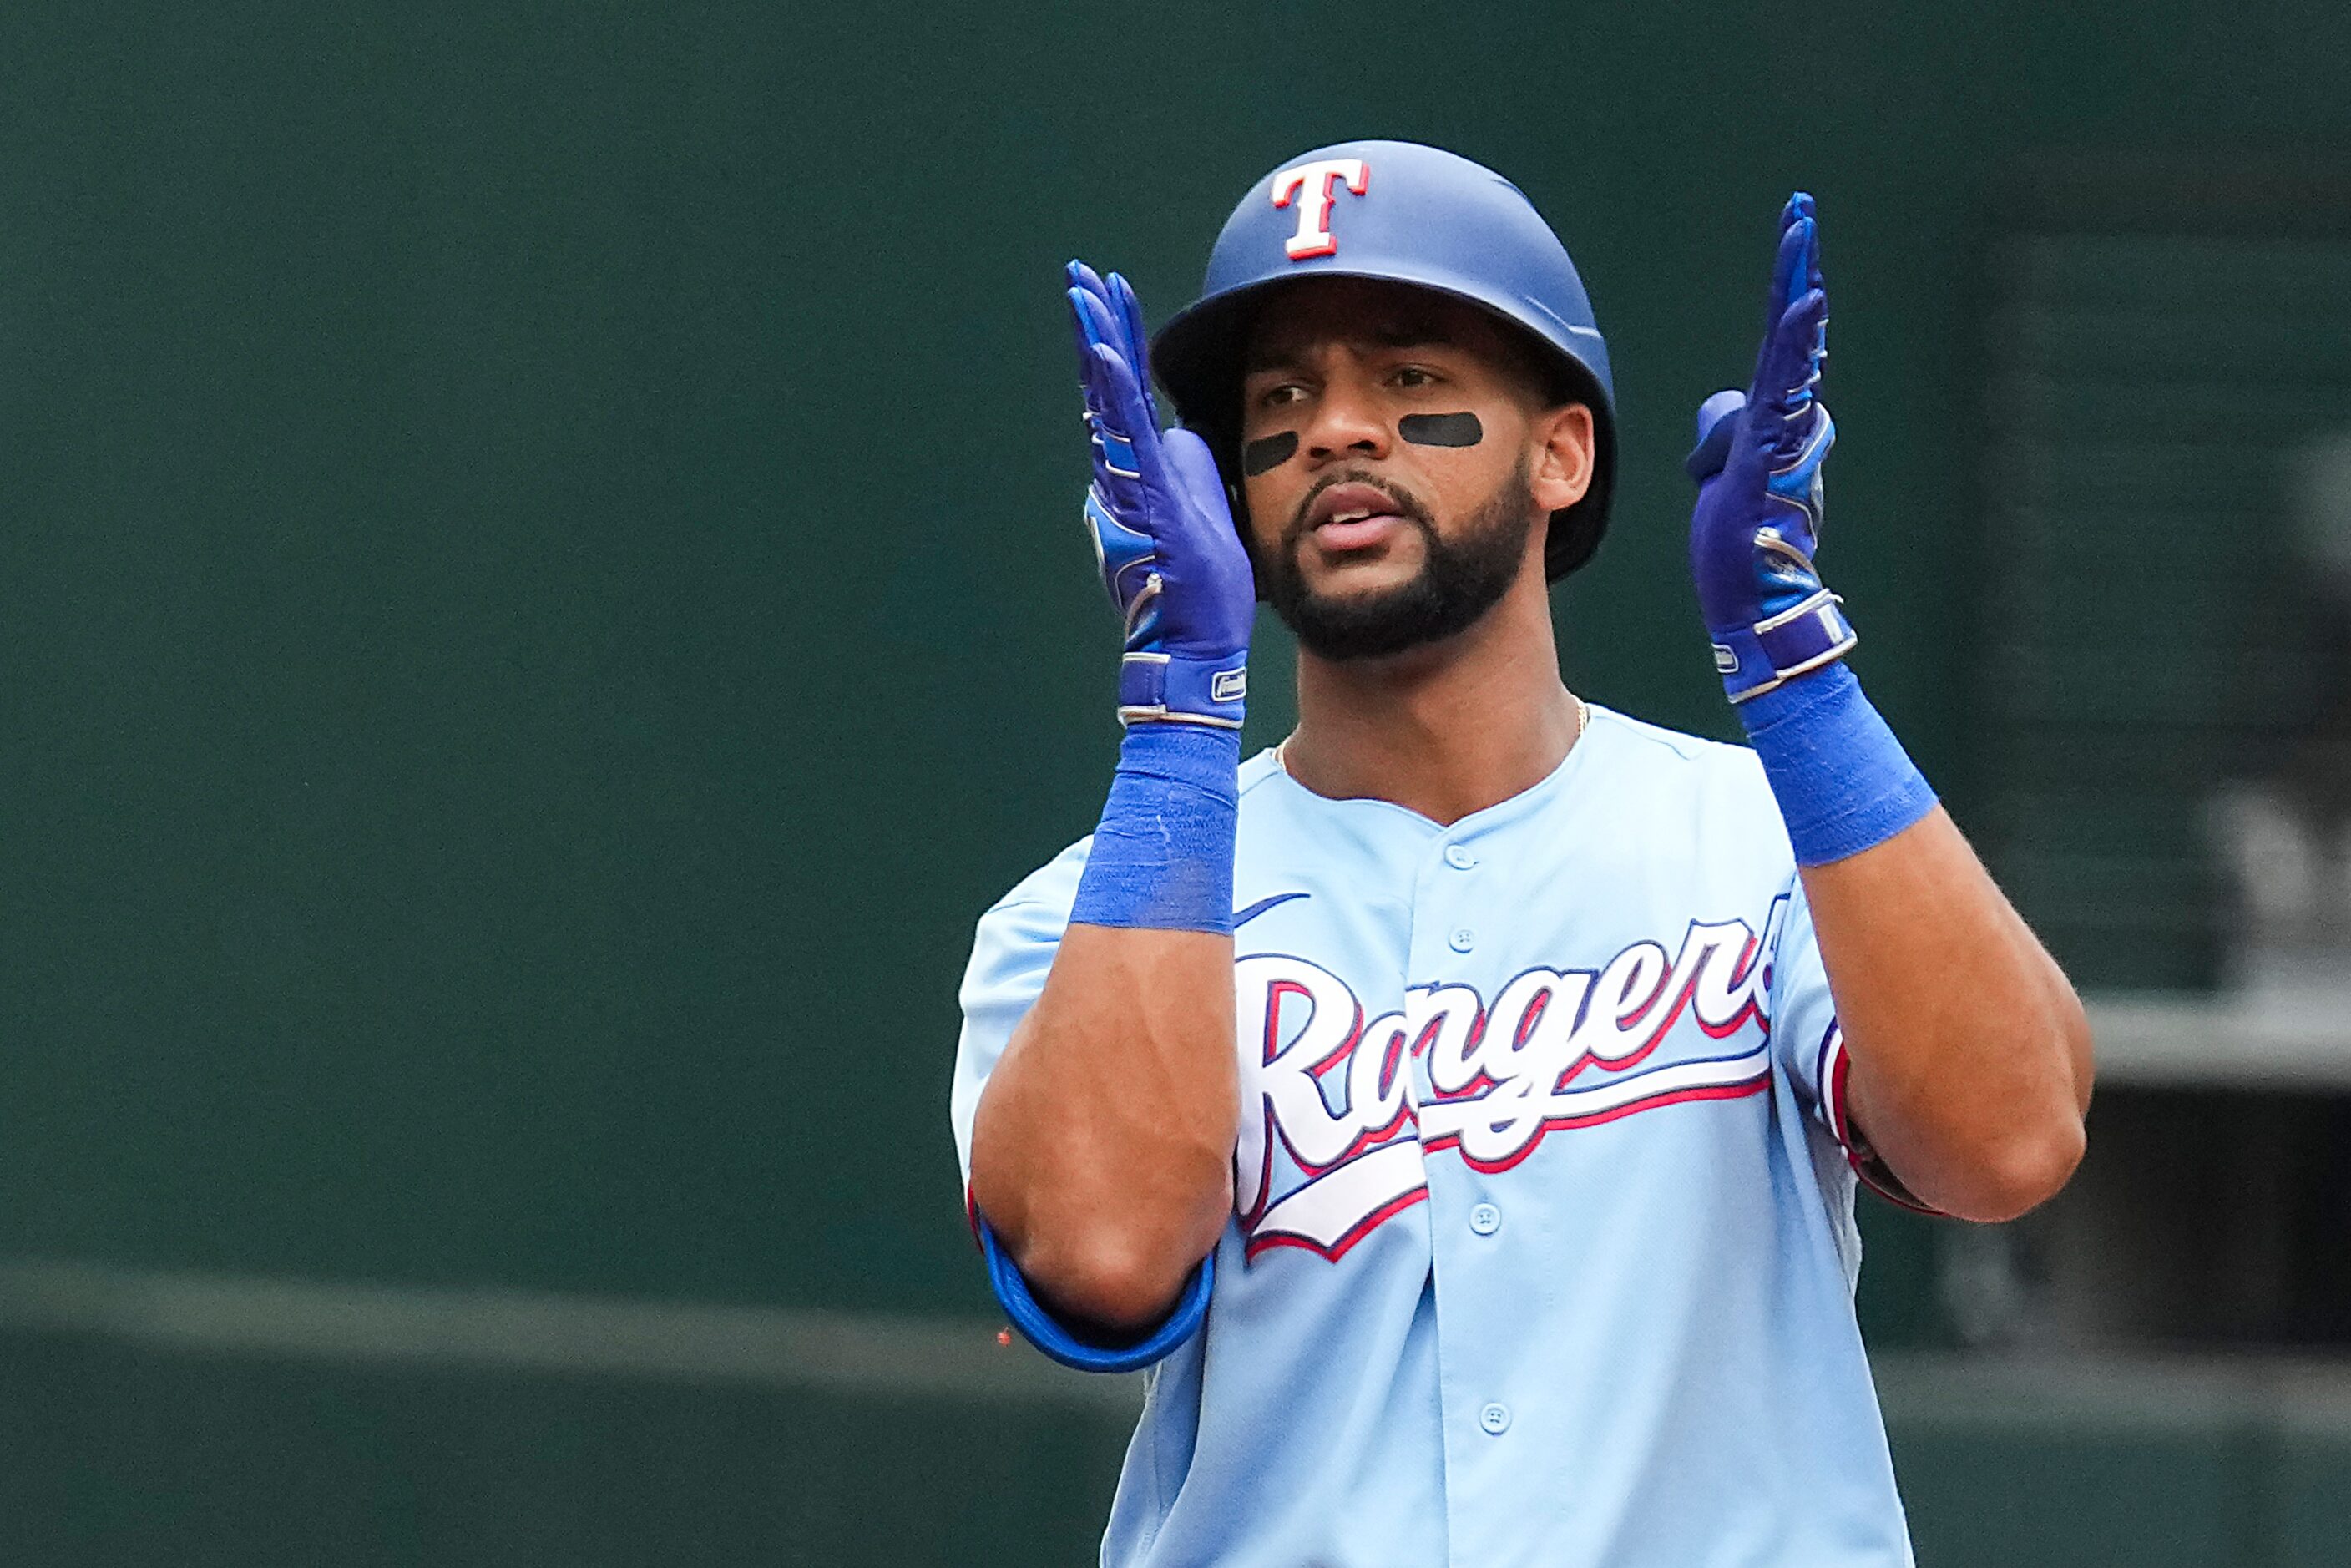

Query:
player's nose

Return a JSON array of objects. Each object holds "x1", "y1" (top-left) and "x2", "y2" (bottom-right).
[{"x1": 1300, "y1": 376, "x2": 1392, "y2": 464}]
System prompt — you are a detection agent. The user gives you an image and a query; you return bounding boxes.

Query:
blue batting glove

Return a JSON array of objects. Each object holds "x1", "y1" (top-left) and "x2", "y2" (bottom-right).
[
  {"x1": 1066, "y1": 261, "x2": 1256, "y2": 729},
  {"x1": 1685, "y1": 194, "x2": 1855, "y2": 705}
]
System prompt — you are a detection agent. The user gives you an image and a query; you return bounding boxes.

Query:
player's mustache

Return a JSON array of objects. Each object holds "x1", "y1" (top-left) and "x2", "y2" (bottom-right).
[{"x1": 1285, "y1": 470, "x2": 1435, "y2": 547}]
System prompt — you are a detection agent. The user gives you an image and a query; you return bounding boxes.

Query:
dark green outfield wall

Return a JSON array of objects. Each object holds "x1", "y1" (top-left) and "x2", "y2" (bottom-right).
[{"x1": 0, "y1": 1, "x2": 2344, "y2": 1336}]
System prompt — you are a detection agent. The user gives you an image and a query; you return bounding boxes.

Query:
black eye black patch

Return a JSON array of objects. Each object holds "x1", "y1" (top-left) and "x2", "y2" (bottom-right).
[
  {"x1": 1398, "y1": 412, "x2": 1484, "y2": 448},
  {"x1": 1242, "y1": 431, "x2": 1300, "y2": 476}
]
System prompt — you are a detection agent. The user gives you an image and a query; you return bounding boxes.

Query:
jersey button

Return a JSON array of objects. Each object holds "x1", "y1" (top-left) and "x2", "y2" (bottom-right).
[
  {"x1": 1443, "y1": 845, "x2": 1477, "y2": 871},
  {"x1": 1448, "y1": 927, "x2": 1476, "y2": 953},
  {"x1": 1479, "y1": 1402, "x2": 1511, "y2": 1435},
  {"x1": 1469, "y1": 1202, "x2": 1501, "y2": 1236}
]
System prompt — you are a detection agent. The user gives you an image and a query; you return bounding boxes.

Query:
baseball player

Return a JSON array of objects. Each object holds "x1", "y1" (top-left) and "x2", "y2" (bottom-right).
[{"x1": 949, "y1": 140, "x2": 2092, "y2": 1565}]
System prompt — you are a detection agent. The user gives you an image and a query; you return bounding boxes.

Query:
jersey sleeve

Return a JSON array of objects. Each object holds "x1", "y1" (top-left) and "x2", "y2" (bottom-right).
[
  {"x1": 1767, "y1": 876, "x2": 1939, "y2": 1214},
  {"x1": 949, "y1": 878, "x2": 1074, "y2": 1191},
  {"x1": 949, "y1": 843, "x2": 1215, "y2": 1373}
]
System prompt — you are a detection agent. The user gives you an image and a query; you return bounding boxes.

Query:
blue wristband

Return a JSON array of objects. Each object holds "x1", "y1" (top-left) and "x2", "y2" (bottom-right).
[
  {"x1": 1068, "y1": 723, "x2": 1240, "y2": 933},
  {"x1": 1739, "y1": 663, "x2": 1937, "y2": 867}
]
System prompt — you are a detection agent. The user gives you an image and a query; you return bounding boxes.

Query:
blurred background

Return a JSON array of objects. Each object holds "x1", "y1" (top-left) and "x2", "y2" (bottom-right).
[{"x1": 0, "y1": 1, "x2": 2345, "y2": 1563}]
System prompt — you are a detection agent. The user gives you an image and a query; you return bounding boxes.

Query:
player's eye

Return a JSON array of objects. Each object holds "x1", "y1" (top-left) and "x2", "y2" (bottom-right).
[
  {"x1": 1393, "y1": 365, "x2": 1439, "y2": 390},
  {"x1": 1258, "y1": 382, "x2": 1307, "y2": 409}
]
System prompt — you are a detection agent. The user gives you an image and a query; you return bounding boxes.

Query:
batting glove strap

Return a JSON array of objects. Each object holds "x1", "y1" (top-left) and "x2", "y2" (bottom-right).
[
  {"x1": 1118, "y1": 652, "x2": 1247, "y2": 730},
  {"x1": 1713, "y1": 588, "x2": 1858, "y2": 704}
]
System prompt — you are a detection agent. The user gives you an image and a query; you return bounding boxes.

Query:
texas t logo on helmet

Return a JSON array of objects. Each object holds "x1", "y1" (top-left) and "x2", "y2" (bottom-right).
[{"x1": 1271, "y1": 158, "x2": 1370, "y2": 259}]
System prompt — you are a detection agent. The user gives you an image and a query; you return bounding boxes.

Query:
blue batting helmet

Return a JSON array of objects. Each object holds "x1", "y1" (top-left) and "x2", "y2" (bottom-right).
[{"x1": 1150, "y1": 139, "x2": 1616, "y2": 580}]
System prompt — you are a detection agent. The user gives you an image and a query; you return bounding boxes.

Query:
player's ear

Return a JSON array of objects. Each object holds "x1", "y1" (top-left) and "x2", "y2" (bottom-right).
[{"x1": 1527, "y1": 402, "x2": 1595, "y2": 515}]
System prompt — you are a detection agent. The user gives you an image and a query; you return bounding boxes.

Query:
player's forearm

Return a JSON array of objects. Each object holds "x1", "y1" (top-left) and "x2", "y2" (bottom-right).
[
  {"x1": 1800, "y1": 807, "x2": 2091, "y2": 1222},
  {"x1": 969, "y1": 923, "x2": 1239, "y2": 1329},
  {"x1": 963, "y1": 719, "x2": 1248, "y2": 1331},
  {"x1": 963, "y1": 266, "x2": 1256, "y2": 1336},
  {"x1": 1682, "y1": 202, "x2": 2091, "y2": 1222}
]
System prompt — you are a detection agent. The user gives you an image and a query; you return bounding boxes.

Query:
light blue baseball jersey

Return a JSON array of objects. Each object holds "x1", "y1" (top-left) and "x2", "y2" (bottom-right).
[{"x1": 950, "y1": 706, "x2": 1920, "y2": 1567}]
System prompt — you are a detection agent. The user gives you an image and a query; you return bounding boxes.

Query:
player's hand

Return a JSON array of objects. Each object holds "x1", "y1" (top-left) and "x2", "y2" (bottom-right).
[
  {"x1": 1684, "y1": 193, "x2": 1856, "y2": 705},
  {"x1": 1067, "y1": 260, "x2": 1256, "y2": 728}
]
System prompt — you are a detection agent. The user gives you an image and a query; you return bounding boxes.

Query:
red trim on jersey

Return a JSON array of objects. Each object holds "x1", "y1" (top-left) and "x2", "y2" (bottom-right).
[
  {"x1": 1419, "y1": 1068, "x2": 1772, "y2": 1175},
  {"x1": 1244, "y1": 1183, "x2": 1428, "y2": 1263},
  {"x1": 1821, "y1": 1024, "x2": 1942, "y2": 1215}
]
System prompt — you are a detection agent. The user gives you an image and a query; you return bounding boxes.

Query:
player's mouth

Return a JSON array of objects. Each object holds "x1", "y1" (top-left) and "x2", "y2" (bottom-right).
[{"x1": 1301, "y1": 480, "x2": 1415, "y2": 553}]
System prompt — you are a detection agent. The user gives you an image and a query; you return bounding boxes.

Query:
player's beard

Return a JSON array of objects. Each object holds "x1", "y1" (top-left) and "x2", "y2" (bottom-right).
[{"x1": 1256, "y1": 458, "x2": 1538, "y2": 662}]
